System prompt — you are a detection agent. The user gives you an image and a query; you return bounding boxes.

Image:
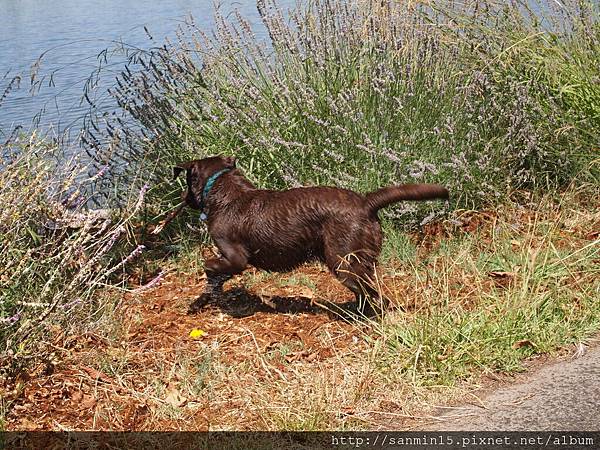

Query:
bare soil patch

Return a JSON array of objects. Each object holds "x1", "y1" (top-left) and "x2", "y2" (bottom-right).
[{"x1": 3, "y1": 266, "x2": 376, "y2": 430}]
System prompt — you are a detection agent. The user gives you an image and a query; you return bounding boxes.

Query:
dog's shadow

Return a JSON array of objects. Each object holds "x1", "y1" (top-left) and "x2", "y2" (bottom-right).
[{"x1": 189, "y1": 287, "x2": 365, "y2": 321}]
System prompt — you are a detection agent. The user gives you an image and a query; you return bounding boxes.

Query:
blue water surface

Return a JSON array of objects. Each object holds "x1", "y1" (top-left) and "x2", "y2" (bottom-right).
[{"x1": 0, "y1": 0, "x2": 290, "y2": 134}]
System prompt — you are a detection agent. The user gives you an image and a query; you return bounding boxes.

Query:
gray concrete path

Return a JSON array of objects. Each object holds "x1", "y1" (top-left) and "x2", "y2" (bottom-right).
[{"x1": 426, "y1": 345, "x2": 600, "y2": 431}]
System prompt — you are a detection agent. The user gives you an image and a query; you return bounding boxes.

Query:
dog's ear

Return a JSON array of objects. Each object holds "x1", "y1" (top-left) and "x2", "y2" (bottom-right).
[
  {"x1": 223, "y1": 156, "x2": 237, "y2": 169},
  {"x1": 173, "y1": 162, "x2": 193, "y2": 180}
]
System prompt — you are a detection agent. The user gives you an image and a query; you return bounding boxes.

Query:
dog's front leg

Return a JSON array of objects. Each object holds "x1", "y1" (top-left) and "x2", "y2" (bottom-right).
[{"x1": 188, "y1": 241, "x2": 248, "y2": 314}]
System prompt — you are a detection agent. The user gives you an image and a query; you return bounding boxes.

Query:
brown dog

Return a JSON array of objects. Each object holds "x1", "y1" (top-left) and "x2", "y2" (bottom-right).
[{"x1": 173, "y1": 155, "x2": 449, "y2": 315}]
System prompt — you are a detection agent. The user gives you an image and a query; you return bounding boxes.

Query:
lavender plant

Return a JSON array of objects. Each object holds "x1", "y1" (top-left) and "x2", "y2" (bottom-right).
[
  {"x1": 82, "y1": 0, "x2": 597, "y2": 226},
  {"x1": 0, "y1": 135, "x2": 143, "y2": 354},
  {"x1": 436, "y1": 0, "x2": 600, "y2": 187}
]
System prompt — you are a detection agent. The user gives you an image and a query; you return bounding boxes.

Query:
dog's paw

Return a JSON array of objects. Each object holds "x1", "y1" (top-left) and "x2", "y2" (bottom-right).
[{"x1": 187, "y1": 293, "x2": 212, "y2": 314}]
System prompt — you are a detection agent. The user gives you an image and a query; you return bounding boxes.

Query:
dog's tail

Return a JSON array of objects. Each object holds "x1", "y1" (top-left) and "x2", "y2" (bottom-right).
[{"x1": 366, "y1": 184, "x2": 449, "y2": 213}]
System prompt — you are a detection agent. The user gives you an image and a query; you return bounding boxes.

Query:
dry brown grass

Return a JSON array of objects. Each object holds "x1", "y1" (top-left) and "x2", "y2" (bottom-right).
[{"x1": 2, "y1": 189, "x2": 598, "y2": 431}]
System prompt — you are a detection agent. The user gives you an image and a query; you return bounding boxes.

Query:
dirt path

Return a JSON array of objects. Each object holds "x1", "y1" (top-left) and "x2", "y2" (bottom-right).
[
  {"x1": 5, "y1": 266, "x2": 599, "y2": 431},
  {"x1": 422, "y1": 344, "x2": 600, "y2": 431}
]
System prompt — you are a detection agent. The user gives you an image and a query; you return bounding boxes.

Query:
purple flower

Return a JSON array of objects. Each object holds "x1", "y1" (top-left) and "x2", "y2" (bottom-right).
[
  {"x1": 134, "y1": 183, "x2": 149, "y2": 211},
  {"x1": 2, "y1": 312, "x2": 21, "y2": 325},
  {"x1": 132, "y1": 270, "x2": 165, "y2": 293},
  {"x1": 60, "y1": 298, "x2": 83, "y2": 310}
]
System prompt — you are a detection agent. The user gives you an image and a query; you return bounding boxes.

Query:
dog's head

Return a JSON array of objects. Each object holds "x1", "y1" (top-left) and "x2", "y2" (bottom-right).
[{"x1": 173, "y1": 155, "x2": 237, "y2": 209}]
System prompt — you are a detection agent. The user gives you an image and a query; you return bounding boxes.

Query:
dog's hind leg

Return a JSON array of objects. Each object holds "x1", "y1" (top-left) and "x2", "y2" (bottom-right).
[
  {"x1": 325, "y1": 249, "x2": 385, "y2": 317},
  {"x1": 324, "y1": 221, "x2": 387, "y2": 317}
]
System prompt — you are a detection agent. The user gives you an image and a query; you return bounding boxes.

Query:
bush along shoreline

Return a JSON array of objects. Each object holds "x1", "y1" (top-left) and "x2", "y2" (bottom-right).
[
  {"x1": 0, "y1": 0, "x2": 599, "y2": 430},
  {"x1": 81, "y1": 0, "x2": 598, "y2": 214},
  {"x1": 0, "y1": 137, "x2": 149, "y2": 359}
]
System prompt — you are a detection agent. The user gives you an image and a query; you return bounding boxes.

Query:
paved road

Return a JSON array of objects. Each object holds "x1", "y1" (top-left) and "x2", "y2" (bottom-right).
[{"x1": 426, "y1": 345, "x2": 600, "y2": 431}]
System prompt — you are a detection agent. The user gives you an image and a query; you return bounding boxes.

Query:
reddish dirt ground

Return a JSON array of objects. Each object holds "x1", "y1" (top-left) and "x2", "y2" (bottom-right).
[
  {"x1": 3, "y1": 264, "x2": 374, "y2": 431},
  {"x1": 3, "y1": 202, "x2": 597, "y2": 431}
]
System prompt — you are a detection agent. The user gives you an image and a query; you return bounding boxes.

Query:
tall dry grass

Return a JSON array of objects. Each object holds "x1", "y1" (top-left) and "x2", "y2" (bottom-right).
[{"x1": 0, "y1": 134, "x2": 147, "y2": 361}]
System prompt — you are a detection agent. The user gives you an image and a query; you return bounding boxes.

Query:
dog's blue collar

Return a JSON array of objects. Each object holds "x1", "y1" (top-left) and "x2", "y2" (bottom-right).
[{"x1": 200, "y1": 168, "x2": 230, "y2": 221}]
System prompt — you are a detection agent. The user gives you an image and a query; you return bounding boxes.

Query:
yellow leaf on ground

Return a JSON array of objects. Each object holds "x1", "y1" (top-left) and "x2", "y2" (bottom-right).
[{"x1": 189, "y1": 328, "x2": 206, "y2": 339}]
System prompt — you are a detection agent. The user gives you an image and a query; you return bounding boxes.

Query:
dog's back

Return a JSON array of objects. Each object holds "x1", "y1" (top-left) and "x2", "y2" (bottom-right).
[{"x1": 209, "y1": 186, "x2": 370, "y2": 271}]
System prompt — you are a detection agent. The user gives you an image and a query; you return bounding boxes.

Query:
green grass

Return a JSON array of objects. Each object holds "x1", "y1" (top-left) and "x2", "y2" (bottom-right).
[
  {"x1": 381, "y1": 221, "x2": 418, "y2": 264},
  {"x1": 369, "y1": 193, "x2": 600, "y2": 387}
]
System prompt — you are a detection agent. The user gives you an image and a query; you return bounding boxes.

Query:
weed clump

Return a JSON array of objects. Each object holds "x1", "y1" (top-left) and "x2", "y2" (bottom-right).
[{"x1": 0, "y1": 135, "x2": 143, "y2": 358}]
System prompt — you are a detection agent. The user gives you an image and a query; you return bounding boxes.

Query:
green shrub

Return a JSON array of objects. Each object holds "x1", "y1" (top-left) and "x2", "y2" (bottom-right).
[{"x1": 81, "y1": 0, "x2": 598, "y2": 229}]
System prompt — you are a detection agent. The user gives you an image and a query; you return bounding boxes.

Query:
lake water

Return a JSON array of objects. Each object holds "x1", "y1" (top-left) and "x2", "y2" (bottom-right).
[{"x1": 0, "y1": 0, "x2": 293, "y2": 135}]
